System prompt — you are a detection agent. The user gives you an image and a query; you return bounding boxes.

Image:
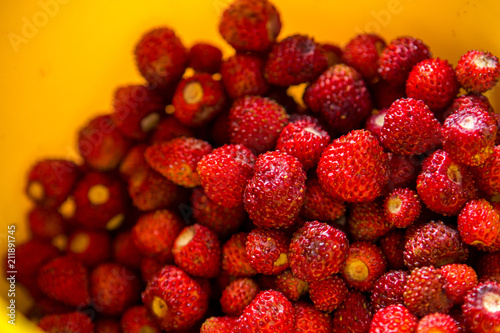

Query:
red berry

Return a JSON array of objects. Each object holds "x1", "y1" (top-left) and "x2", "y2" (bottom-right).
[
  {"x1": 371, "y1": 270, "x2": 409, "y2": 312},
  {"x1": 417, "y1": 313, "x2": 459, "y2": 333},
  {"x1": 379, "y1": 229, "x2": 406, "y2": 270},
  {"x1": 341, "y1": 242, "x2": 387, "y2": 292},
  {"x1": 275, "y1": 270, "x2": 309, "y2": 301},
  {"x1": 458, "y1": 199, "x2": 500, "y2": 247},
  {"x1": 149, "y1": 115, "x2": 194, "y2": 144},
  {"x1": 343, "y1": 33, "x2": 386, "y2": 81},
  {"x1": 201, "y1": 316, "x2": 237, "y2": 333},
  {"x1": 293, "y1": 301, "x2": 334, "y2": 332},
  {"x1": 300, "y1": 177, "x2": 346, "y2": 222},
  {"x1": 38, "y1": 312, "x2": 94, "y2": 333},
  {"x1": 332, "y1": 290, "x2": 373, "y2": 333},
  {"x1": 66, "y1": 229, "x2": 111, "y2": 267},
  {"x1": 220, "y1": 277, "x2": 260, "y2": 317},
  {"x1": 220, "y1": 53, "x2": 269, "y2": 100},
  {"x1": 222, "y1": 232, "x2": 257, "y2": 277},
  {"x1": 309, "y1": 274, "x2": 348, "y2": 312},
  {"x1": 370, "y1": 304, "x2": 418, "y2": 333},
  {"x1": 188, "y1": 42, "x2": 223, "y2": 74},
  {"x1": 471, "y1": 145, "x2": 500, "y2": 196},
  {"x1": 440, "y1": 263, "x2": 479, "y2": 304},
  {"x1": 112, "y1": 230, "x2": 142, "y2": 270},
  {"x1": 348, "y1": 199, "x2": 392, "y2": 242},
  {"x1": 384, "y1": 187, "x2": 422, "y2": 228},
  {"x1": 246, "y1": 228, "x2": 289, "y2": 275},
  {"x1": 120, "y1": 305, "x2": 161, "y2": 333},
  {"x1": 456, "y1": 50, "x2": 500, "y2": 93},
  {"x1": 461, "y1": 281, "x2": 500, "y2": 333},
  {"x1": 27, "y1": 206, "x2": 66, "y2": 241}
]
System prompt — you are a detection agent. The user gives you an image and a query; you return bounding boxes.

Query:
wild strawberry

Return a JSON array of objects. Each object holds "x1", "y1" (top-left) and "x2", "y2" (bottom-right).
[
  {"x1": 371, "y1": 270, "x2": 409, "y2": 312},
  {"x1": 332, "y1": 290, "x2": 373, "y2": 333},
  {"x1": 456, "y1": 50, "x2": 500, "y2": 93},
  {"x1": 449, "y1": 92, "x2": 495, "y2": 115},
  {"x1": 220, "y1": 277, "x2": 260, "y2": 317},
  {"x1": 461, "y1": 281, "x2": 500, "y2": 333},
  {"x1": 28, "y1": 206, "x2": 66, "y2": 241},
  {"x1": 370, "y1": 304, "x2": 418, "y2": 333},
  {"x1": 342, "y1": 33, "x2": 386, "y2": 81},
  {"x1": 132, "y1": 209, "x2": 184, "y2": 263},
  {"x1": 317, "y1": 129, "x2": 389, "y2": 202},
  {"x1": 201, "y1": 316, "x2": 237, "y2": 333},
  {"x1": 145, "y1": 136, "x2": 213, "y2": 188},
  {"x1": 112, "y1": 231, "x2": 142, "y2": 270},
  {"x1": 384, "y1": 187, "x2": 421, "y2": 228},
  {"x1": 95, "y1": 319, "x2": 121, "y2": 333},
  {"x1": 416, "y1": 149, "x2": 477, "y2": 216},
  {"x1": 293, "y1": 301, "x2": 334, "y2": 332},
  {"x1": 237, "y1": 290, "x2": 295, "y2": 333},
  {"x1": 172, "y1": 73, "x2": 227, "y2": 127},
  {"x1": 37, "y1": 256, "x2": 90, "y2": 307},
  {"x1": 471, "y1": 146, "x2": 500, "y2": 197},
  {"x1": 111, "y1": 85, "x2": 164, "y2": 140},
  {"x1": 275, "y1": 115, "x2": 331, "y2": 170},
  {"x1": 476, "y1": 252, "x2": 500, "y2": 283},
  {"x1": 228, "y1": 95, "x2": 289, "y2": 154},
  {"x1": 341, "y1": 242, "x2": 387, "y2": 292},
  {"x1": 440, "y1": 263, "x2": 479, "y2": 304},
  {"x1": 223, "y1": 232, "x2": 257, "y2": 277},
  {"x1": 417, "y1": 313, "x2": 459, "y2": 333},
  {"x1": 404, "y1": 266, "x2": 454, "y2": 317},
  {"x1": 309, "y1": 274, "x2": 348, "y2": 312},
  {"x1": 404, "y1": 220, "x2": 468, "y2": 270},
  {"x1": 406, "y1": 58, "x2": 459, "y2": 112},
  {"x1": 289, "y1": 221, "x2": 349, "y2": 282},
  {"x1": 220, "y1": 53, "x2": 269, "y2": 100},
  {"x1": 210, "y1": 110, "x2": 231, "y2": 146},
  {"x1": 458, "y1": 199, "x2": 500, "y2": 247},
  {"x1": 142, "y1": 265, "x2": 209, "y2": 331},
  {"x1": 380, "y1": 98, "x2": 442, "y2": 155},
  {"x1": 38, "y1": 312, "x2": 94, "y2": 333},
  {"x1": 300, "y1": 177, "x2": 345, "y2": 222},
  {"x1": 140, "y1": 257, "x2": 163, "y2": 283},
  {"x1": 365, "y1": 108, "x2": 388, "y2": 141},
  {"x1": 188, "y1": 42, "x2": 223, "y2": 74},
  {"x1": 26, "y1": 159, "x2": 80, "y2": 209},
  {"x1": 275, "y1": 270, "x2": 308, "y2": 301},
  {"x1": 66, "y1": 230, "x2": 110, "y2": 267},
  {"x1": 387, "y1": 153, "x2": 424, "y2": 191},
  {"x1": 348, "y1": 199, "x2": 392, "y2": 242},
  {"x1": 219, "y1": 0, "x2": 281, "y2": 52},
  {"x1": 120, "y1": 305, "x2": 161, "y2": 333},
  {"x1": 378, "y1": 36, "x2": 431, "y2": 86},
  {"x1": 303, "y1": 64, "x2": 372, "y2": 134},
  {"x1": 197, "y1": 143, "x2": 256, "y2": 208},
  {"x1": 134, "y1": 27, "x2": 188, "y2": 88},
  {"x1": 246, "y1": 228, "x2": 289, "y2": 275},
  {"x1": 443, "y1": 106, "x2": 497, "y2": 166},
  {"x1": 264, "y1": 34, "x2": 328, "y2": 86},
  {"x1": 150, "y1": 115, "x2": 194, "y2": 144},
  {"x1": 244, "y1": 151, "x2": 306, "y2": 229},
  {"x1": 172, "y1": 223, "x2": 222, "y2": 278},
  {"x1": 190, "y1": 187, "x2": 246, "y2": 240},
  {"x1": 379, "y1": 229, "x2": 406, "y2": 270}
]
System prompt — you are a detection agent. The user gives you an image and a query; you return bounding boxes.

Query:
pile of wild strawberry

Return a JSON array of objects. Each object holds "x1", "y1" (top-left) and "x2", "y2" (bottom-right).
[{"x1": 17, "y1": 0, "x2": 500, "y2": 332}]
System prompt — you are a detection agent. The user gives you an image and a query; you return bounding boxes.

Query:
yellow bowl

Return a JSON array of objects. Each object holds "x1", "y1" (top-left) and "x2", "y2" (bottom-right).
[{"x1": 1, "y1": 0, "x2": 499, "y2": 331}]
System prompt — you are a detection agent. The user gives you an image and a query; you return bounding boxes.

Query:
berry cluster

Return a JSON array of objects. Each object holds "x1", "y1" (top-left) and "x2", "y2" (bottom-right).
[{"x1": 14, "y1": 0, "x2": 500, "y2": 332}]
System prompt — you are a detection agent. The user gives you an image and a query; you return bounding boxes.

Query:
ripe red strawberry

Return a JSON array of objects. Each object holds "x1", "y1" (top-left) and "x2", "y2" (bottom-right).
[
  {"x1": 365, "y1": 108, "x2": 388, "y2": 141},
  {"x1": 223, "y1": 232, "x2": 257, "y2": 277},
  {"x1": 111, "y1": 85, "x2": 165, "y2": 140},
  {"x1": 303, "y1": 64, "x2": 372, "y2": 134},
  {"x1": 220, "y1": 277, "x2": 260, "y2": 317},
  {"x1": 220, "y1": 53, "x2": 269, "y2": 100},
  {"x1": 317, "y1": 129, "x2": 389, "y2": 202},
  {"x1": 417, "y1": 313, "x2": 459, "y2": 333},
  {"x1": 134, "y1": 27, "x2": 188, "y2": 88},
  {"x1": 237, "y1": 290, "x2": 295, "y2": 333},
  {"x1": 300, "y1": 177, "x2": 346, "y2": 222},
  {"x1": 341, "y1": 242, "x2": 387, "y2": 292},
  {"x1": 443, "y1": 106, "x2": 497, "y2": 166},
  {"x1": 275, "y1": 269, "x2": 309, "y2": 301},
  {"x1": 190, "y1": 187, "x2": 246, "y2": 240},
  {"x1": 26, "y1": 159, "x2": 80, "y2": 209},
  {"x1": 264, "y1": 34, "x2": 328, "y2": 86},
  {"x1": 416, "y1": 149, "x2": 477, "y2": 216},
  {"x1": 28, "y1": 206, "x2": 66, "y2": 241},
  {"x1": 172, "y1": 73, "x2": 227, "y2": 127},
  {"x1": 140, "y1": 257, "x2": 163, "y2": 283},
  {"x1": 404, "y1": 266, "x2": 454, "y2": 317},
  {"x1": 37, "y1": 256, "x2": 90, "y2": 307},
  {"x1": 142, "y1": 265, "x2": 209, "y2": 331},
  {"x1": 38, "y1": 312, "x2": 94, "y2": 333},
  {"x1": 387, "y1": 153, "x2": 424, "y2": 191},
  {"x1": 112, "y1": 231, "x2": 143, "y2": 270},
  {"x1": 440, "y1": 263, "x2": 478, "y2": 304},
  {"x1": 371, "y1": 270, "x2": 409, "y2": 312},
  {"x1": 172, "y1": 223, "x2": 222, "y2": 278},
  {"x1": 219, "y1": 0, "x2": 281, "y2": 52},
  {"x1": 275, "y1": 115, "x2": 331, "y2": 170},
  {"x1": 244, "y1": 151, "x2": 306, "y2": 229},
  {"x1": 380, "y1": 98, "x2": 442, "y2": 155},
  {"x1": 406, "y1": 58, "x2": 459, "y2": 112},
  {"x1": 228, "y1": 96, "x2": 289, "y2": 154},
  {"x1": 332, "y1": 290, "x2": 373, "y2": 333},
  {"x1": 150, "y1": 115, "x2": 194, "y2": 144},
  {"x1": 289, "y1": 221, "x2": 349, "y2": 282},
  {"x1": 246, "y1": 228, "x2": 289, "y2": 275},
  {"x1": 121, "y1": 305, "x2": 161, "y2": 333},
  {"x1": 379, "y1": 229, "x2": 406, "y2": 270},
  {"x1": 461, "y1": 281, "x2": 500, "y2": 333},
  {"x1": 404, "y1": 220, "x2": 468, "y2": 270},
  {"x1": 342, "y1": 33, "x2": 386, "y2": 81},
  {"x1": 378, "y1": 36, "x2": 431, "y2": 86},
  {"x1": 471, "y1": 145, "x2": 500, "y2": 197},
  {"x1": 370, "y1": 304, "x2": 418, "y2": 333},
  {"x1": 293, "y1": 301, "x2": 334, "y2": 332},
  {"x1": 476, "y1": 252, "x2": 500, "y2": 283},
  {"x1": 197, "y1": 143, "x2": 256, "y2": 208},
  {"x1": 201, "y1": 316, "x2": 237, "y2": 333},
  {"x1": 309, "y1": 274, "x2": 348, "y2": 312},
  {"x1": 322, "y1": 42, "x2": 344, "y2": 67},
  {"x1": 456, "y1": 50, "x2": 500, "y2": 93},
  {"x1": 90, "y1": 262, "x2": 141, "y2": 316},
  {"x1": 188, "y1": 42, "x2": 223, "y2": 74},
  {"x1": 384, "y1": 187, "x2": 421, "y2": 228},
  {"x1": 458, "y1": 199, "x2": 500, "y2": 247},
  {"x1": 348, "y1": 199, "x2": 392, "y2": 242},
  {"x1": 145, "y1": 136, "x2": 213, "y2": 188},
  {"x1": 66, "y1": 230, "x2": 110, "y2": 267},
  {"x1": 132, "y1": 209, "x2": 184, "y2": 263}
]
